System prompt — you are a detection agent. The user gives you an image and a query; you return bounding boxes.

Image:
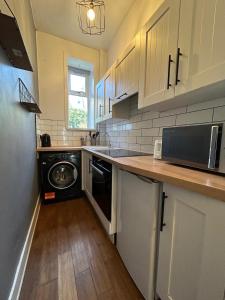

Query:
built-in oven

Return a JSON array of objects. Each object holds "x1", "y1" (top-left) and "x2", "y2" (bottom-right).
[
  {"x1": 162, "y1": 123, "x2": 225, "y2": 173},
  {"x1": 91, "y1": 156, "x2": 112, "y2": 221}
]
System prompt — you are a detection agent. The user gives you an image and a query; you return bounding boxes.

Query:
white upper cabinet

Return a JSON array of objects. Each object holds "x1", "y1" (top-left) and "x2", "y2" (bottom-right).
[
  {"x1": 114, "y1": 33, "x2": 140, "y2": 103},
  {"x1": 95, "y1": 66, "x2": 129, "y2": 123},
  {"x1": 139, "y1": 0, "x2": 225, "y2": 110},
  {"x1": 138, "y1": 0, "x2": 180, "y2": 109},
  {"x1": 95, "y1": 79, "x2": 104, "y2": 123},
  {"x1": 103, "y1": 66, "x2": 115, "y2": 120},
  {"x1": 157, "y1": 184, "x2": 225, "y2": 300},
  {"x1": 175, "y1": 0, "x2": 225, "y2": 96}
]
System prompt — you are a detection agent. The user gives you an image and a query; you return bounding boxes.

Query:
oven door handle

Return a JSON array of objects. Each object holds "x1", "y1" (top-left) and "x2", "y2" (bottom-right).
[{"x1": 90, "y1": 163, "x2": 104, "y2": 176}]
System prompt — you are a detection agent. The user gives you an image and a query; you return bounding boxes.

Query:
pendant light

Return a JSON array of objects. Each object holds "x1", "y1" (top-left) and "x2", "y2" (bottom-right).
[{"x1": 76, "y1": 0, "x2": 105, "y2": 35}]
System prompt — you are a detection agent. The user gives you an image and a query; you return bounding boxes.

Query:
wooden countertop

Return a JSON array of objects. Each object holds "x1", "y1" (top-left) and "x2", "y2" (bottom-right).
[
  {"x1": 37, "y1": 146, "x2": 83, "y2": 152},
  {"x1": 37, "y1": 146, "x2": 225, "y2": 202},
  {"x1": 84, "y1": 149, "x2": 225, "y2": 202}
]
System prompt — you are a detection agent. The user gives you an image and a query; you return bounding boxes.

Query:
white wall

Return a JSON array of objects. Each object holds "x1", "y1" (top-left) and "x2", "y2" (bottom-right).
[
  {"x1": 107, "y1": 0, "x2": 163, "y2": 66},
  {"x1": 36, "y1": 31, "x2": 101, "y2": 121},
  {"x1": 36, "y1": 31, "x2": 105, "y2": 146}
]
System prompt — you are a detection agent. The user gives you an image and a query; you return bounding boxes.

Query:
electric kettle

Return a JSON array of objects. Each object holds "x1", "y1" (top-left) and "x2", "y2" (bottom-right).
[{"x1": 40, "y1": 134, "x2": 51, "y2": 147}]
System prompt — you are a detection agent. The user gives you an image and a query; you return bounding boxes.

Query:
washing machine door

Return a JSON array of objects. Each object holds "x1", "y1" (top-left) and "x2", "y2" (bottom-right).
[{"x1": 48, "y1": 161, "x2": 78, "y2": 190}]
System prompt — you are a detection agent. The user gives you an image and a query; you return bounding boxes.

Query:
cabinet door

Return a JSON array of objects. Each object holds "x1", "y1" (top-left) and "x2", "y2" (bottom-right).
[
  {"x1": 117, "y1": 171, "x2": 160, "y2": 300},
  {"x1": 176, "y1": 0, "x2": 225, "y2": 96},
  {"x1": 156, "y1": 184, "x2": 225, "y2": 300},
  {"x1": 104, "y1": 67, "x2": 115, "y2": 119},
  {"x1": 83, "y1": 151, "x2": 92, "y2": 196},
  {"x1": 96, "y1": 80, "x2": 104, "y2": 123},
  {"x1": 115, "y1": 34, "x2": 140, "y2": 102},
  {"x1": 138, "y1": 0, "x2": 180, "y2": 109}
]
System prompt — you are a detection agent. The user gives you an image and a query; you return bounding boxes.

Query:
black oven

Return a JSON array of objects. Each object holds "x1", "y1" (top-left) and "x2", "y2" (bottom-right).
[
  {"x1": 162, "y1": 123, "x2": 224, "y2": 173},
  {"x1": 91, "y1": 156, "x2": 112, "y2": 221}
]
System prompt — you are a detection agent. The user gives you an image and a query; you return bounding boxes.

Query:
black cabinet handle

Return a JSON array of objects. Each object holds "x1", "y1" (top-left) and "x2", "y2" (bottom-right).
[
  {"x1": 160, "y1": 192, "x2": 167, "y2": 232},
  {"x1": 116, "y1": 92, "x2": 128, "y2": 100},
  {"x1": 109, "y1": 97, "x2": 112, "y2": 114},
  {"x1": 89, "y1": 158, "x2": 92, "y2": 173},
  {"x1": 99, "y1": 104, "x2": 103, "y2": 117},
  {"x1": 175, "y1": 47, "x2": 182, "y2": 85},
  {"x1": 167, "y1": 54, "x2": 173, "y2": 89}
]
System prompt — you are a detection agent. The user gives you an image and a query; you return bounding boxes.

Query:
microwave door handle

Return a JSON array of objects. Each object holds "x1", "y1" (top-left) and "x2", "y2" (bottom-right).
[
  {"x1": 208, "y1": 125, "x2": 219, "y2": 169},
  {"x1": 90, "y1": 163, "x2": 104, "y2": 176}
]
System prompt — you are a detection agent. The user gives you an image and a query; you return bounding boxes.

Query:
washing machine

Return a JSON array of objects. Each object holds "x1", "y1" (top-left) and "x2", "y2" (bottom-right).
[{"x1": 39, "y1": 151, "x2": 82, "y2": 202}]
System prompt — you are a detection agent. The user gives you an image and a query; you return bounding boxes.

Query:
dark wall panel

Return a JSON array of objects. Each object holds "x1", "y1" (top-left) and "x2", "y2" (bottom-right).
[{"x1": 0, "y1": 47, "x2": 38, "y2": 299}]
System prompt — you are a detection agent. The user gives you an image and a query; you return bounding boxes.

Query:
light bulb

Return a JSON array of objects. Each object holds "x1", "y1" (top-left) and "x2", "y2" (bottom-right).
[{"x1": 87, "y1": 8, "x2": 95, "y2": 21}]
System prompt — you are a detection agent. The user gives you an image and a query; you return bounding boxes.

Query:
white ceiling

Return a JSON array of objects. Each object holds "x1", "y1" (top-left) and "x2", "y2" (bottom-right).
[{"x1": 30, "y1": 0, "x2": 135, "y2": 50}]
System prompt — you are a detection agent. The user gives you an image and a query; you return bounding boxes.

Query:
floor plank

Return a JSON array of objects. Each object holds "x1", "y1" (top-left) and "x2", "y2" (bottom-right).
[
  {"x1": 58, "y1": 251, "x2": 78, "y2": 300},
  {"x1": 98, "y1": 289, "x2": 118, "y2": 300},
  {"x1": 90, "y1": 253, "x2": 112, "y2": 295},
  {"x1": 105, "y1": 255, "x2": 144, "y2": 300},
  {"x1": 76, "y1": 269, "x2": 98, "y2": 300},
  {"x1": 69, "y1": 223, "x2": 89, "y2": 276},
  {"x1": 20, "y1": 197, "x2": 144, "y2": 300},
  {"x1": 33, "y1": 279, "x2": 58, "y2": 300}
]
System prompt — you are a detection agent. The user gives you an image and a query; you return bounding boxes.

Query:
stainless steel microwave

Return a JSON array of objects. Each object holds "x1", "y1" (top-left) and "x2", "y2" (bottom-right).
[{"x1": 162, "y1": 123, "x2": 225, "y2": 174}]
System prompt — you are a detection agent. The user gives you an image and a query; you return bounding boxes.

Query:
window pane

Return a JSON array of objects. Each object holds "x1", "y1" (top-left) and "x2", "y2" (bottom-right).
[
  {"x1": 68, "y1": 95, "x2": 88, "y2": 129},
  {"x1": 70, "y1": 74, "x2": 86, "y2": 93}
]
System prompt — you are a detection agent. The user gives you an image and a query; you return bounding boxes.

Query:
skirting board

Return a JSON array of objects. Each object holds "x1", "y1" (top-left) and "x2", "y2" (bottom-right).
[{"x1": 8, "y1": 195, "x2": 41, "y2": 300}]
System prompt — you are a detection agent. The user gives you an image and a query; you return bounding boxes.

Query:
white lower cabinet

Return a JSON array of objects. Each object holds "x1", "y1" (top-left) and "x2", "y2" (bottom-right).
[
  {"x1": 117, "y1": 170, "x2": 161, "y2": 300},
  {"x1": 156, "y1": 184, "x2": 225, "y2": 300},
  {"x1": 82, "y1": 151, "x2": 92, "y2": 198}
]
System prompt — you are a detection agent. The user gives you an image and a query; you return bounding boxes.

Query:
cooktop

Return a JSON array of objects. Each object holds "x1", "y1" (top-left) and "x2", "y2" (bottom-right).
[{"x1": 95, "y1": 149, "x2": 151, "y2": 158}]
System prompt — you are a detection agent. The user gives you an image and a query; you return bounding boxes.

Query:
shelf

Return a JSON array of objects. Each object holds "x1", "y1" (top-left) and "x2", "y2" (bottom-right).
[
  {"x1": 0, "y1": 12, "x2": 33, "y2": 71},
  {"x1": 19, "y1": 78, "x2": 41, "y2": 114}
]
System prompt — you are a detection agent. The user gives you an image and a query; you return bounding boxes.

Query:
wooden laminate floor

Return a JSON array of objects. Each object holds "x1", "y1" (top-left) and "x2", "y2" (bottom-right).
[{"x1": 20, "y1": 197, "x2": 144, "y2": 300}]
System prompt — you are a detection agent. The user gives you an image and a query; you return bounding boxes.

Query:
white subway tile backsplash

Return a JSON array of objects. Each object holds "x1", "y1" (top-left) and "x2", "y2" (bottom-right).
[
  {"x1": 187, "y1": 98, "x2": 225, "y2": 112},
  {"x1": 160, "y1": 107, "x2": 187, "y2": 117},
  {"x1": 128, "y1": 143, "x2": 141, "y2": 151},
  {"x1": 38, "y1": 97, "x2": 225, "y2": 152},
  {"x1": 127, "y1": 136, "x2": 137, "y2": 144},
  {"x1": 142, "y1": 128, "x2": 160, "y2": 137},
  {"x1": 120, "y1": 142, "x2": 129, "y2": 148},
  {"x1": 57, "y1": 120, "x2": 65, "y2": 126},
  {"x1": 130, "y1": 114, "x2": 142, "y2": 122},
  {"x1": 142, "y1": 111, "x2": 160, "y2": 120},
  {"x1": 176, "y1": 109, "x2": 213, "y2": 125},
  {"x1": 139, "y1": 120, "x2": 153, "y2": 128},
  {"x1": 57, "y1": 126, "x2": 65, "y2": 131},
  {"x1": 51, "y1": 130, "x2": 58, "y2": 136},
  {"x1": 98, "y1": 97, "x2": 225, "y2": 154},
  {"x1": 129, "y1": 129, "x2": 142, "y2": 137},
  {"x1": 137, "y1": 136, "x2": 153, "y2": 145},
  {"x1": 213, "y1": 106, "x2": 225, "y2": 122},
  {"x1": 120, "y1": 130, "x2": 128, "y2": 136},
  {"x1": 37, "y1": 118, "x2": 92, "y2": 146},
  {"x1": 153, "y1": 116, "x2": 176, "y2": 128},
  {"x1": 125, "y1": 123, "x2": 133, "y2": 130},
  {"x1": 140, "y1": 144, "x2": 154, "y2": 153}
]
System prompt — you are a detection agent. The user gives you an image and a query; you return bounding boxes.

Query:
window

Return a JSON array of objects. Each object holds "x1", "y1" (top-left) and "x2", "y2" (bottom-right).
[{"x1": 68, "y1": 67, "x2": 94, "y2": 129}]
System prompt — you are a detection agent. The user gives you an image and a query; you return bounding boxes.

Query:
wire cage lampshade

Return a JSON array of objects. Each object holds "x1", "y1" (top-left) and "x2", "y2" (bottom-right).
[{"x1": 76, "y1": 0, "x2": 105, "y2": 35}]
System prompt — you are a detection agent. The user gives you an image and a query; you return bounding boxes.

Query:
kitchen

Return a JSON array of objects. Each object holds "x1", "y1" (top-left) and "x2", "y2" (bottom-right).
[{"x1": 0, "y1": 0, "x2": 225, "y2": 300}]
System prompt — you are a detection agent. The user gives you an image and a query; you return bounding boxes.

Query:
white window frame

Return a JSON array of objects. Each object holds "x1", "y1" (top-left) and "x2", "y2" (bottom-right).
[{"x1": 67, "y1": 67, "x2": 94, "y2": 131}]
